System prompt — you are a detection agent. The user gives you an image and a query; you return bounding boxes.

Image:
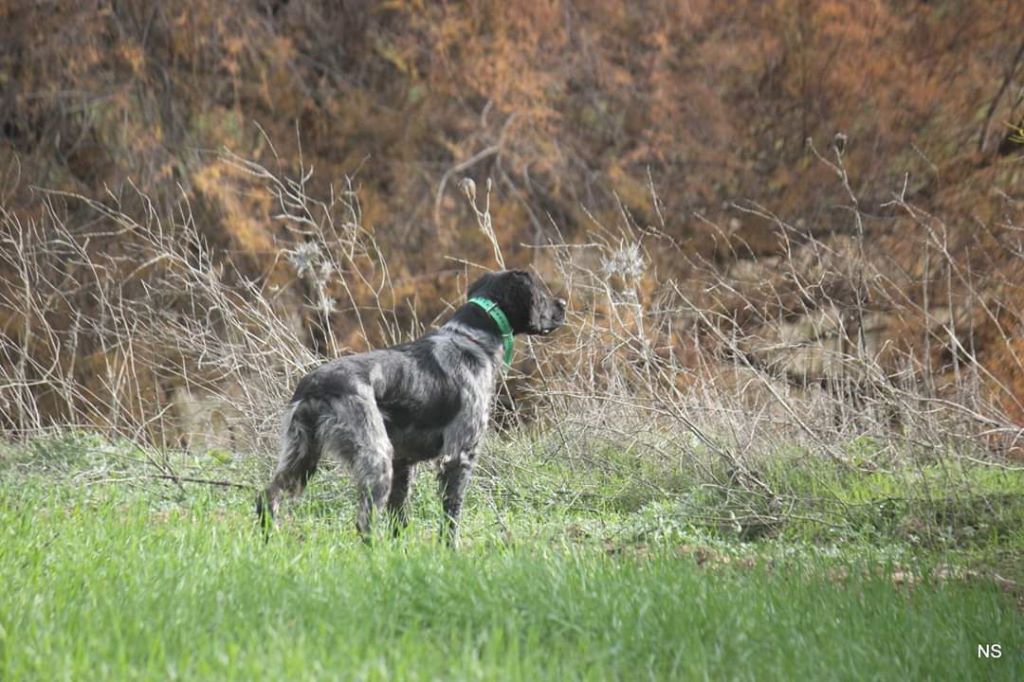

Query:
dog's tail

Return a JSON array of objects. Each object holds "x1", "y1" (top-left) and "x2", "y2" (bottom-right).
[{"x1": 256, "y1": 401, "x2": 320, "y2": 533}]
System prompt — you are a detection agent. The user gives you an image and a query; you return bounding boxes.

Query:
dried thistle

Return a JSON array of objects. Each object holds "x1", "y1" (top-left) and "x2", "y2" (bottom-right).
[{"x1": 458, "y1": 177, "x2": 477, "y2": 205}]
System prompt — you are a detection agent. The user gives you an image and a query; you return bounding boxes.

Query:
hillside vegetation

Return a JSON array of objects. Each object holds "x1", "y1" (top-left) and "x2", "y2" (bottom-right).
[{"x1": 3, "y1": 1, "x2": 1024, "y2": 444}]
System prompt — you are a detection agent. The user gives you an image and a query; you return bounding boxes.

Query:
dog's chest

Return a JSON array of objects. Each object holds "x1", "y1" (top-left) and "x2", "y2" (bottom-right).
[{"x1": 388, "y1": 360, "x2": 494, "y2": 463}]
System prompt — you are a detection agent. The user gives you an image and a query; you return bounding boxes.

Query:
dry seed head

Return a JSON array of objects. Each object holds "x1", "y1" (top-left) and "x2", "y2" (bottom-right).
[{"x1": 458, "y1": 177, "x2": 477, "y2": 204}]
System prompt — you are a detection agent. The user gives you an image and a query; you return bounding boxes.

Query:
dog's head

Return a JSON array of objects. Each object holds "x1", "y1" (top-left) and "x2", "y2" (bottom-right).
[{"x1": 467, "y1": 269, "x2": 566, "y2": 336}]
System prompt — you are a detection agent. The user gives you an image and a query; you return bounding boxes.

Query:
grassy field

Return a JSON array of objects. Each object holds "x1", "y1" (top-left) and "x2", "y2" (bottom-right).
[{"x1": 1, "y1": 434, "x2": 1021, "y2": 680}]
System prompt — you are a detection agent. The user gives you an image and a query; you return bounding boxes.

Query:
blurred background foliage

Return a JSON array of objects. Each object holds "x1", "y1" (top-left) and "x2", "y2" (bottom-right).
[{"x1": 1, "y1": 0, "x2": 1023, "y2": 443}]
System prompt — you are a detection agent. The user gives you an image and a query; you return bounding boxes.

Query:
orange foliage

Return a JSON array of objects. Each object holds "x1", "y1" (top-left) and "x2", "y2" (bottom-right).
[{"x1": 2, "y1": 0, "x2": 1024, "y2": 431}]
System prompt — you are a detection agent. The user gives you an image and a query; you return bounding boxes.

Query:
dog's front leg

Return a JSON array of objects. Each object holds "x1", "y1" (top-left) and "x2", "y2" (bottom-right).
[{"x1": 437, "y1": 452, "x2": 475, "y2": 547}]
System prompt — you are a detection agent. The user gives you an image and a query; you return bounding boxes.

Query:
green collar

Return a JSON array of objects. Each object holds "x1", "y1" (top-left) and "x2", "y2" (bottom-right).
[{"x1": 468, "y1": 296, "x2": 514, "y2": 366}]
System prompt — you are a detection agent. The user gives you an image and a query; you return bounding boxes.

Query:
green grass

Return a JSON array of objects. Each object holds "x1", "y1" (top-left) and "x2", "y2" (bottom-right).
[{"x1": 1, "y1": 435, "x2": 1022, "y2": 680}]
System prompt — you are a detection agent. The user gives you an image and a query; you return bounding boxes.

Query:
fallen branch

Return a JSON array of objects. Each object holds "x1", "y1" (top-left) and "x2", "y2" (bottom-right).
[{"x1": 146, "y1": 474, "x2": 254, "y2": 490}]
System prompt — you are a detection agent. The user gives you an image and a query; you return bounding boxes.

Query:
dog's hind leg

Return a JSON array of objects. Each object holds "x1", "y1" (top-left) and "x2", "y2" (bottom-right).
[
  {"x1": 386, "y1": 463, "x2": 415, "y2": 536},
  {"x1": 353, "y1": 454, "x2": 392, "y2": 542},
  {"x1": 256, "y1": 402, "x2": 320, "y2": 533},
  {"x1": 321, "y1": 393, "x2": 393, "y2": 542}
]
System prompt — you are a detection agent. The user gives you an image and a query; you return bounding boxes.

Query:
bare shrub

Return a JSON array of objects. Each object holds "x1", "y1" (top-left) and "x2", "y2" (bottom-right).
[
  {"x1": 0, "y1": 152, "x2": 401, "y2": 458},
  {"x1": 491, "y1": 145, "x2": 1024, "y2": 532},
  {"x1": 2, "y1": 143, "x2": 1022, "y2": 534}
]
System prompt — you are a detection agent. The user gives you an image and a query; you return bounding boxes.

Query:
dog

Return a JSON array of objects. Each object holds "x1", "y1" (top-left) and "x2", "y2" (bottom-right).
[{"x1": 256, "y1": 269, "x2": 566, "y2": 544}]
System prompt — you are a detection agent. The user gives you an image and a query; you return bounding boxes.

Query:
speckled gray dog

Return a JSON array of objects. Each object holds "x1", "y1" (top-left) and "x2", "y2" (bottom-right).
[{"x1": 256, "y1": 270, "x2": 566, "y2": 544}]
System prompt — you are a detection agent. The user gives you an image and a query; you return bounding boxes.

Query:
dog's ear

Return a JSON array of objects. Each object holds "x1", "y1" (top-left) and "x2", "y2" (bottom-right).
[{"x1": 506, "y1": 270, "x2": 549, "y2": 334}]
